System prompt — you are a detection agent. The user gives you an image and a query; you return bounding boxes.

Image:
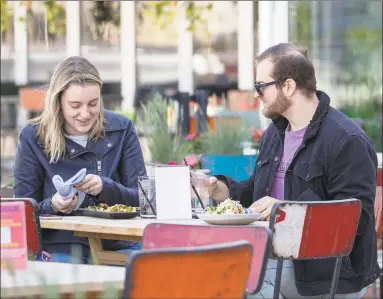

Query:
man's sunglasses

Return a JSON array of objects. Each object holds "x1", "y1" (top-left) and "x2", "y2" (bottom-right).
[{"x1": 254, "y1": 80, "x2": 278, "y2": 96}]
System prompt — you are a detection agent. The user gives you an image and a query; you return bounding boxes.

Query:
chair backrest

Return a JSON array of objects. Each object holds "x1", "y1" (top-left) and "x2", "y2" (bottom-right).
[
  {"x1": 124, "y1": 241, "x2": 253, "y2": 299},
  {"x1": 375, "y1": 186, "x2": 382, "y2": 239},
  {"x1": 0, "y1": 198, "x2": 42, "y2": 256},
  {"x1": 142, "y1": 224, "x2": 271, "y2": 294},
  {"x1": 269, "y1": 199, "x2": 361, "y2": 259}
]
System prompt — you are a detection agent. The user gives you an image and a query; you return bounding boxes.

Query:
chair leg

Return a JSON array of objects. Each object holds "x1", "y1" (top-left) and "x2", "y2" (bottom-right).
[
  {"x1": 371, "y1": 280, "x2": 377, "y2": 299},
  {"x1": 273, "y1": 259, "x2": 283, "y2": 299},
  {"x1": 329, "y1": 257, "x2": 342, "y2": 299}
]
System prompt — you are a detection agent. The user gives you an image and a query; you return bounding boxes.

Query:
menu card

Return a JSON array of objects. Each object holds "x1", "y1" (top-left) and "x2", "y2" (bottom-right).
[
  {"x1": 1, "y1": 201, "x2": 28, "y2": 270},
  {"x1": 154, "y1": 166, "x2": 192, "y2": 220}
]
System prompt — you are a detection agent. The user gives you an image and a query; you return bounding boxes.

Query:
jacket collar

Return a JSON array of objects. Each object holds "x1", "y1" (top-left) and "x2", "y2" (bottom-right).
[
  {"x1": 65, "y1": 110, "x2": 126, "y2": 159},
  {"x1": 272, "y1": 90, "x2": 330, "y2": 142}
]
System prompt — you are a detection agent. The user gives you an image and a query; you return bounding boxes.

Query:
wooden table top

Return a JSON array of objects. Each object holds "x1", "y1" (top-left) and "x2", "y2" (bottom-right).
[
  {"x1": 40, "y1": 216, "x2": 269, "y2": 236},
  {"x1": 1, "y1": 261, "x2": 126, "y2": 298}
]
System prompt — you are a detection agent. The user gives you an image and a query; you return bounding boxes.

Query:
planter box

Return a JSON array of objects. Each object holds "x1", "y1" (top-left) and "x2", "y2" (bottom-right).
[{"x1": 200, "y1": 154, "x2": 257, "y2": 182}]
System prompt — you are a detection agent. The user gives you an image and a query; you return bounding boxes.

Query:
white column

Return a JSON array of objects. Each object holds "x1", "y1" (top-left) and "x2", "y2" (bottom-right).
[
  {"x1": 237, "y1": 1, "x2": 254, "y2": 90},
  {"x1": 120, "y1": 1, "x2": 136, "y2": 112},
  {"x1": 258, "y1": 1, "x2": 274, "y2": 54},
  {"x1": 272, "y1": 1, "x2": 289, "y2": 44},
  {"x1": 13, "y1": 1, "x2": 28, "y2": 85},
  {"x1": 65, "y1": 0, "x2": 81, "y2": 57},
  {"x1": 177, "y1": 1, "x2": 194, "y2": 95},
  {"x1": 257, "y1": 1, "x2": 273, "y2": 130}
]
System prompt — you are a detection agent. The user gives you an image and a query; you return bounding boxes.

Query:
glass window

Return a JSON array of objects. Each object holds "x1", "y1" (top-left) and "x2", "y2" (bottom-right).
[
  {"x1": 80, "y1": 1, "x2": 120, "y2": 55},
  {"x1": 1, "y1": 1, "x2": 14, "y2": 58},
  {"x1": 289, "y1": 0, "x2": 382, "y2": 106},
  {"x1": 27, "y1": 1, "x2": 66, "y2": 54},
  {"x1": 193, "y1": 1, "x2": 239, "y2": 87}
]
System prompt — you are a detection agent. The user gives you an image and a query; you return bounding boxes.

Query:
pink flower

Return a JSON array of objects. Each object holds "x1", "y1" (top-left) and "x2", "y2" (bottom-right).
[
  {"x1": 183, "y1": 155, "x2": 199, "y2": 167},
  {"x1": 251, "y1": 129, "x2": 265, "y2": 143},
  {"x1": 168, "y1": 161, "x2": 178, "y2": 165},
  {"x1": 186, "y1": 133, "x2": 198, "y2": 140}
]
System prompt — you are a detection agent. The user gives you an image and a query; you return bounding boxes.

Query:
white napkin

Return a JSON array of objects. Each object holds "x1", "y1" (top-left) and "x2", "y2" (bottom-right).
[{"x1": 52, "y1": 168, "x2": 87, "y2": 210}]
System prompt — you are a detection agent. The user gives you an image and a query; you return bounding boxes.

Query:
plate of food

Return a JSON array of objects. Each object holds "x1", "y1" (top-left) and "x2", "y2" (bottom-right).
[
  {"x1": 197, "y1": 199, "x2": 263, "y2": 225},
  {"x1": 76, "y1": 203, "x2": 138, "y2": 219}
]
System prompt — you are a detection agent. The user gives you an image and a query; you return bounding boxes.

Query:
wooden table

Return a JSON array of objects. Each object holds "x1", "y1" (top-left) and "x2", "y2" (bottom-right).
[
  {"x1": 1, "y1": 261, "x2": 126, "y2": 298},
  {"x1": 40, "y1": 216, "x2": 268, "y2": 265}
]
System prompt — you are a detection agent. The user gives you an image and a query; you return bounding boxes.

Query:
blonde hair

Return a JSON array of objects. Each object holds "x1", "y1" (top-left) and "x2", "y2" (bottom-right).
[{"x1": 30, "y1": 56, "x2": 105, "y2": 163}]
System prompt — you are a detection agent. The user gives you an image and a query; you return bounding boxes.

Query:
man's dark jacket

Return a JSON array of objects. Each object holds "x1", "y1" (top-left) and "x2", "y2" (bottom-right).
[{"x1": 218, "y1": 91, "x2": 381, "y2": 295}]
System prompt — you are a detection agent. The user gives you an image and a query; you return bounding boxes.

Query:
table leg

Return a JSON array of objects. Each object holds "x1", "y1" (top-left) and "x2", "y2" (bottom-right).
[{"x1": 88, "y1": 237, "x2": 103, "y2": 265}]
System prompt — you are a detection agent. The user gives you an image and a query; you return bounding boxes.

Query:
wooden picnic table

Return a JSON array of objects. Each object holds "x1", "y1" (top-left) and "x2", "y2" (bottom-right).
[
  {"x1": 1, "y1": 260, "x2": 126, "y2": 298},
  {"x1": 40, "y1": 216, "x2": 268, "y2": 266}
]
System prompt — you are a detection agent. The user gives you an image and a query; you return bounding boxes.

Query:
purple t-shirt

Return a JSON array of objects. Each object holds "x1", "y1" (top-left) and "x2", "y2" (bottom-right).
[{"x1": 270, "y1": 126, "x2": 307, "y2": 200}]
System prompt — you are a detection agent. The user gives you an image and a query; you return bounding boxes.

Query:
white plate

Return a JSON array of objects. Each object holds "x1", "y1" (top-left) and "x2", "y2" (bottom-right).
[{"x1": 197, "y1": 213, "x2": 263, "y2": 225}]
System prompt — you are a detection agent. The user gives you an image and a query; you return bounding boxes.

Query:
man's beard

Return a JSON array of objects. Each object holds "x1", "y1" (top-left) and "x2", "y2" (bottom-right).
[{"x1": 262, "y1": 90, "x2": 292, "y2": 119}]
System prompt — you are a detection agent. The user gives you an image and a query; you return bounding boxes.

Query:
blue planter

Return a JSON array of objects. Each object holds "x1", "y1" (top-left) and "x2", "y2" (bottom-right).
[{"x1": 200, "y1": 154, "x2": 257, "y2": 182}]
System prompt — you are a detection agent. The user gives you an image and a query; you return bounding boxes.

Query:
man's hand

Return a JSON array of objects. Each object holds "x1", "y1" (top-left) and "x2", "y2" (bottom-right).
[
  {"x1": 51, "y1": 192, "x2": 78, "y2": 214},
  {"x1": 190, "y1": 171, "x2": 229, "y2": 202},
  {"x1": 250, "y1": 196, "x2": 282, "y2": 220},
  {"x1": 75, "y1": 174, "x2": 103, "y2": 196}
]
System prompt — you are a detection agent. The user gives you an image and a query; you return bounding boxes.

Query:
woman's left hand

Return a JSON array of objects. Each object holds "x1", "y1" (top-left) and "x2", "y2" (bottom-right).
[{"x1": 75, "y1": 174, "x2": 103, "y2": 196}]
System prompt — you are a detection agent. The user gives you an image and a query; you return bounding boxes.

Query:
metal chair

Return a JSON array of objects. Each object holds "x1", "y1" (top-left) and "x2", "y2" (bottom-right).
[
  {"x1": 372, "y1": 186, "x2": 382, "y2": 299},
  {"x1": 142, "y1": 223, "x2": 272, "y2": 295},
  {"x1": 269, "y1": 199, "x2": 362, "y2": 299},
  {"x1": 1, "y1": 197, "x2": 44, "y2": 260},
  {"x1": 124, "y1": 241, "x2": 253, "y2": 299}
]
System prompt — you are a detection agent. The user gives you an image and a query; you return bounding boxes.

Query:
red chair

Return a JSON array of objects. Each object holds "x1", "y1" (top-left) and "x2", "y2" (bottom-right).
[
  {"x1": 372, "y1": 186, "x2": 382, "y2": 299},
  {"x1": 142, "y1": 223, "x2": 271, "y2": 295},
  {"x1": 1, "y1": 197, "x2": 44, "y2": 259},
  {"x1": 124, "y1": 241, "x2": 253, "y2": 299},
  {"x1": 269, "y1": 199, "x2": 361, "y2": 299}
]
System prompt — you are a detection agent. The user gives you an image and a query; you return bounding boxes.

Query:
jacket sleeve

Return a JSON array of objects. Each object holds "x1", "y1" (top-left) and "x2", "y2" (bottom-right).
[
  {"x1": 326, "y1": 135, "x2": 378, "y2": 236},
  {"x1": 97, "y1": 121, "x2": 147, "y2": 206},
  {"x1": 13, "y1": 128, "x2": 53, "y2": 215}
]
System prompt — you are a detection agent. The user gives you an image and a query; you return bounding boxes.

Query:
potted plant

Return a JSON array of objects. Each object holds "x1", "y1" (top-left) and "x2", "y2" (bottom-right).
[
  {"x1": 134, "y1": 93, "x2": 193, "y2": 166},
  {"x1": 198, "y1": 120, "x2": 258, "y2": 181}
]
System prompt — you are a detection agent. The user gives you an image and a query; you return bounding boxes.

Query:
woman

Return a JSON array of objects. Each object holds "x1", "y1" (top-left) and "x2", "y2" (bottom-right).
[{"x1": 13, "y1": 56, "x2": 146, "y2": 263}]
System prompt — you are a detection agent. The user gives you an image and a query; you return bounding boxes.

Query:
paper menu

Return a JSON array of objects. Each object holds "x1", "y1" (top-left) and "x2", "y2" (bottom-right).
[
  {"x1": 154, "y1": 166, "x2": 192, "y2": 220},
  {"x1": 1, "y1": 201, "x2": 27, "y2": 270}
]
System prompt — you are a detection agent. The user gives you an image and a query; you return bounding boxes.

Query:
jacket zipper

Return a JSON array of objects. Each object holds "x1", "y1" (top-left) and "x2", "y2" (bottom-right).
[{"x1": 97, "y1": 160, "x2": 102, "y2": 175}]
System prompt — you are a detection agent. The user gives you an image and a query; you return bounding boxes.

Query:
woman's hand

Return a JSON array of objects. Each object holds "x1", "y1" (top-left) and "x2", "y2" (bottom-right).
[
  {"x1": 75, "y1": 174, "x2": 103, "y2": 196},
  {"x1": 51, "y1": 193, "x2": 78, "y2": 214}
]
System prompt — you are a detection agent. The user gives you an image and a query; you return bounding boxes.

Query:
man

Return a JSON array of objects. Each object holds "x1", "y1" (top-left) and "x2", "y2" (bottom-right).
[{"x1": 205, "y1": 43, "x2": 381, "y2": 298}]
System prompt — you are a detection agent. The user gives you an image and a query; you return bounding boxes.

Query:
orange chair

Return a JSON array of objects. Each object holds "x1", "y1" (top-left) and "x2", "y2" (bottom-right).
[
  {"x1": 372, "y1": 186, "x2": 382, "y2": 299},
  {"x1": 142, "y1": 224, "x2": 271, "y2": 295},
  {"x1": 269, "y1": 199, "x2": 361, "y2": 299},
  {"x1": 1, "y1": 197, "x2": 43, "y2": 259},
  {"x1": 123, "y1": 241, "x2": 253, "y2": 299}
]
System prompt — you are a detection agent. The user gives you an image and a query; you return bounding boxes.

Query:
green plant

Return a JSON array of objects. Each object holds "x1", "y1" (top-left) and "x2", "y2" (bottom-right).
[
  {"x1": 135, "y1": 94, "x2": 192, "y2": 164},
  {"x1": 341, "y1": 98, "x2": 382, "y2": 152},
  {"x1": 200, "y1": 121, "x2": 250, "y2": 155},
  {"x1": 114, "y1": 110, "x2": 135, "y2": 123}
]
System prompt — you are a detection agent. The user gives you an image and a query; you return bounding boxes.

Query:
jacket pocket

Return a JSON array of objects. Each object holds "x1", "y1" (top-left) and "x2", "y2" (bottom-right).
[
  {"x1": 294, "y1": 162, "x2": 324, "y2": 182},
  {"x1": 254, "y1": 156, "x2": 272, "y2": 194}
]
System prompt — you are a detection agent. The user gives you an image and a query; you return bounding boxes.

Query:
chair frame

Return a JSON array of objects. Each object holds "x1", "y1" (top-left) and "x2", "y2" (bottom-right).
[
  {"x1": 269, "y1": 199, "x2": 361, "y2": 299},
  {"x1": 142, "y1": 223, "x2": 272, "y2": 295},
  {"x1": 124, "y1": 241, "x2": 253, "y2": 299}
]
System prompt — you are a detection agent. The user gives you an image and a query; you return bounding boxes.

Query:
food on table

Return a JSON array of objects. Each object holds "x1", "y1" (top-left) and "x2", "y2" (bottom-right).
[
  {"x1": 204, "y1": 198, "x2": 251, "y2": 215},
  {"x1": 87, "y1": 203, "x2": 136, "y2": 213}
]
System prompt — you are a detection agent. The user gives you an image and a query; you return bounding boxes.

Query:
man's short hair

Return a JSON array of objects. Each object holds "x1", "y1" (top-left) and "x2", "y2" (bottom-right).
[{"x1": 255, "y1": 43, "x2": 317, "y2": 97}]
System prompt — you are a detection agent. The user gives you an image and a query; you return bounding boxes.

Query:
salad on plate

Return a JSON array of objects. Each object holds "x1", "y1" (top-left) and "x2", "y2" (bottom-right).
[{"x1": 204, "y1": 199, "x2": 252, "y2": 215}]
